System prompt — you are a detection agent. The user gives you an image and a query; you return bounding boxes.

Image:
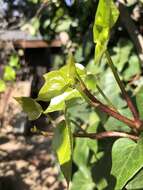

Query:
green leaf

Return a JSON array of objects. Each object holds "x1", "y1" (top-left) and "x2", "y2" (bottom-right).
[
  {"x1": 44, "y1": 89, "x2": 81, "y2": 113},
  {"x1": 111, "y1": 39, "x2": 133, "y2": 72},
  {"x1": 52, "y1": 120, "x2": 73, "y2": 185},
  {"x1": 22, "y1": 17, "x2": 40, "y2": 36},
  {"x1": 75, "y1": 46, "x2": 84, "y2": 63},
  {"x1": 37, "y1": 70, "x2": 70, "y2": 101},
  {"x1": 84, "y1": 74, "x2": 97, "y2": 91},
  {"x1": 105, "y1": 108, "x2": 132, "y2": 132},
  {"x1": 66, "y1": 53, "x2": 77, "y2": 84},
  {"x1": 71, "y1": 168, "x2": 95, "y2": 190},
  {"x1": 136, "y1": 86, "x2": 143, "y2": 119},
  {"x1": 9, "y1": 54, "x2": 20, "y2": 69},
  {"x1": 15, "y1": 97, "x2": 43, "y2": 120},
  {"x1": 0, "y1": 80, "x2": 6, "y2": 92},
  {"x1": 59, "y1": 63, "x2": 86, "y2": 82},
  {"x1": 123, "y1": 54, "x2": 140, "y2": 81},
  {"x1": 73, "y1": 138, "x2": 89, "y2": 171},
  {"x1": 55, "y1": 17, "x2": 72, "y2": 32},
  {"x1": 86, "y1": 112, "x2": 100, "y2": 154},
  {"x1": 99, "y1": 68, "x2": 126, "y2": 108},
  {"x1": 126, "y1": 168, "x2": 143, "y2": 189},
  {"x1": 68, "y1": 100, "x2": 90, "y2": 123},
  {"x1": 4, "y1": 66, "x2": 16, "y2": 81},
  {"x1": 60, "y1": 54, "x2": 86, "y2": 83},
  {"x1": 38, "y1": 54, "x2": 86, "y2": 102},
  {"x1": 93, "y1": 0, "x2": 119, "y2": 63},
  {"x1": 111, "y1": 136, "x2": 143, "y2": 189}
]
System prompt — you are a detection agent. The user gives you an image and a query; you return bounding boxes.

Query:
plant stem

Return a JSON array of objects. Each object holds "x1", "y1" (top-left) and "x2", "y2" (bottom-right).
[
  {"x1": 105, "y1": 50, "x2": 140, "y2": 122},
  {"x1": 31, "y1": 129, "x2": 139, "y2": 141},
  {"x1": 74, "y1": 131, "x2": 139, "y2": 141},
  {"x1": 79, "y1": 82, "x2": 141, "y2": 130}
]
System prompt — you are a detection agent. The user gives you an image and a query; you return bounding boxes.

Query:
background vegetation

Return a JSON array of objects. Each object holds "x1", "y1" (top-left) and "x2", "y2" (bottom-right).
[{"x1": 0, "y1": 0, "x2": 143, "y2": 190}]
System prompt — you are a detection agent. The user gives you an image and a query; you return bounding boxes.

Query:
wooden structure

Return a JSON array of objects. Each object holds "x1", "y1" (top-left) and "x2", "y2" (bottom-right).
[
  {"x1": 0, "y1": 30, "x2": 63, "y2": 97},
  {"x1": 0, "y1": 30, "x2": 62, "y2": 48}
]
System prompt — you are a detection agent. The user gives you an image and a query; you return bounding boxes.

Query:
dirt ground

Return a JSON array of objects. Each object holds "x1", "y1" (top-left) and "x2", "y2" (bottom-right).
[{"x1": 0, "y1": 82, "x2": 67, "y2": 190}]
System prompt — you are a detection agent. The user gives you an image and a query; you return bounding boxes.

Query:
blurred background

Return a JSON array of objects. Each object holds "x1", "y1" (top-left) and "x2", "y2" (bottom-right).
[{"x1": 0, "y1": 0, "x2": 143, "y2": 189}]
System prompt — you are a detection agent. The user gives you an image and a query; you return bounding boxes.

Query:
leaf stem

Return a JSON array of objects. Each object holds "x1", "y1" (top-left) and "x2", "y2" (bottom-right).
[
  {"x1": 79, "y1": 82, "x2": 141, "y2": 130},
  {"x1": 74, "y1": 131, "x2": 139, "y2": 141},
  {"x1": 105, "y1": 50, "x2": 139, "y2": 122},
  {"x1": 32, "y1": 129, "x2": 139, "y2": 141}
]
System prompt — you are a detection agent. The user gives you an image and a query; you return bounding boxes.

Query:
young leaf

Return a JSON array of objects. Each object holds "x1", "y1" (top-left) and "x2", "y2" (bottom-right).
[
  {"x1": 44, "y1": 89, "x2": 81, "y2": 113},
  {"x1": 15, "y1": 97, "x2": 43, "y2": 120},
  {"x1": 111, "y1": 135, "x2": 143, "y2": 189},
  {"x1": 136, "y1": 86, "x2": 143, "y2": 119},
  {"x1": 38, "y1": 54, "x2": 86, "y2": 102},
  {"x1": 37, "y1": 70, "x2": 70, "y2": 101},
  {"x1": 60, "y1": 54, "x2": 86, "y2": 84},
  {"x1": 67, "y1": 53, "x2": 77, "y2": 83},
  {"x1": 52, "y1": 120, "x2": 73, "y2": 185},
  {"x1": 60, "y1": 62, "x2": 86, "y2": 83},
  {"x1": 93, "y1": 0, "x2": 119, "y2": 63}
]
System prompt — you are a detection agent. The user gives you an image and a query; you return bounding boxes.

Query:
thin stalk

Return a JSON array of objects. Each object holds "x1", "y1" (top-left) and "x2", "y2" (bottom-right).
[
  {"x1": 74, "y1": 131, "x2": 139, "y2": 141},
  {"x1": 105, "y1": 50, "x2": 139, "y2": 122},
  {"x1": 70, "y1": 119, "x2": 87, "y2": 134},
  {"x1": 32, "y1": 128, "x2": 139, "y2": 141}
]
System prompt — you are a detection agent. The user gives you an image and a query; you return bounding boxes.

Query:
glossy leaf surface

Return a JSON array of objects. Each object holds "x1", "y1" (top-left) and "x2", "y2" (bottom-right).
[
  {"x1": 38, "y1": 54, "x2": 86, "y2": 102},
  {"x1": 44, "y1": 89, "x2": 81, "y2": 113},
  {"x1": 38, "y1": 70, "x2": 70, "y2": 101}
]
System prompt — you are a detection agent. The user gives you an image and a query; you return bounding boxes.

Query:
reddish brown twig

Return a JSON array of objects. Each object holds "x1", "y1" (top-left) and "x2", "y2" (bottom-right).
[
  {"x1": 74, "y1": 131, "x2": 139, "y2": 141},
  {"x1": 80, "y1": 82, "x2": 142, "y2": 130},
  {"x1": 34, "y1": 129, "x2": 139, "y2": 141},
  {"x1": 105, "y1": 51, "x2": 140, "y2": 123}
]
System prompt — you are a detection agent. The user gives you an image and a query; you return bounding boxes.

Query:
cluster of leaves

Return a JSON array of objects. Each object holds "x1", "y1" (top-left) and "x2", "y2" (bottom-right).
[
  {"x1": 1, "y1": 0, "x2": 96, "y2": 44},
  {"x1": 16, "y1": 1, "x2": 143, "y2": 190},
  {"x1": 1, "y1": 0, "x2": 142, "y2": 88},
  {"x1": 17, "y1": 52, "x2": 143, "y2": 190}
]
